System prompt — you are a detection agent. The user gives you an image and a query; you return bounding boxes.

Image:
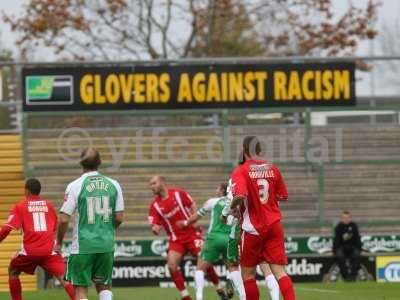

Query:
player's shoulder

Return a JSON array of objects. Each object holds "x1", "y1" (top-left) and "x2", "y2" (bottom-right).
[
  {"x1": 205, "y1": 197, "x2": 219, "y2": 205},
  {"x1": 149, "y1": 197, "x2": 160, "y2": 208},
  {"x1": 66, "y1": 175, "x2": 85, "y2": 191},
  {"x1": 103, "y1": 175, "x2": 122, "y2": 190},
  {"x1": 169, "y1": 187, "x2": 188, "y2": 195},
  {"x1": 209, "y1": 197, "x2": 222, "y2": 203},
  {"x1": 269, "y1": 162, "x2": 282, "y2": 175},
  {"x1": 13, "y1": 199, "x2": 27, "y2": 210},
  {"x1": 231, "y1": 164, "x2": 244, "y2": 174}
]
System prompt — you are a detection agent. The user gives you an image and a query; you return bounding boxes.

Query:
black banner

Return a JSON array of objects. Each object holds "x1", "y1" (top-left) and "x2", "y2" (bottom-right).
[
  {"x1": 23, "y1": 62, "x2": 355, "y2": 112},
  {"x1": 111, "y1": 256, "x2": 375, "y2": 287}
]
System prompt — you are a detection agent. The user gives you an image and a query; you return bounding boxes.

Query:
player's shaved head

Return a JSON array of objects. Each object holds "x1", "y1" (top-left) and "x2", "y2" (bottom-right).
[
  {"x1": 80, "y1": 147, "x2": 101, "y2": 171},
  {"x1": 242, "y1": 135, "x2": 262, "y2": 158},
  {"x1": 25, "y1": 178, "x2": 41, "y2": 196},
  {"x1": 149, "y1": 175, "x2": 167, "y2": 197},
  {"x1": 153, "y1": 175, "x2": 166, "y2": 183}
]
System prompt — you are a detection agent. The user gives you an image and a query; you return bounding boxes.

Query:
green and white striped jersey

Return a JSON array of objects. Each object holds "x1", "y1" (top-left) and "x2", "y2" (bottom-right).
[
  {"x1": 223, "y1": 179, "x2": 240, "y2": 240},
  {"x1": 198, "y1": 197, "x2": 231, "y2": 237},
  {"x1": 60, "y1": 171, "x2": 124, "y2": 254}
]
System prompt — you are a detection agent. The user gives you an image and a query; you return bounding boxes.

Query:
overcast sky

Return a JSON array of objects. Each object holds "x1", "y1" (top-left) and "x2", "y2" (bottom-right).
[{"x1": 0, "y1": 0, "x2": 399, "y2": 59}]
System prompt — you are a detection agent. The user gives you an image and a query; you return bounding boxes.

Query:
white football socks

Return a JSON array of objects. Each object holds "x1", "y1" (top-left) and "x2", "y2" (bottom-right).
[
  {"x1": 195, "y1": 270, "x2": 205, "y2": 300},
  {"x1": 265, "y1": 274, "x2": 280, "y2": 300},
  {"x1": 99, "y1": 290, "x2": 113, "y2": 300},
  {"x1": 228, "y1": 270, "x2": 246, "y2": 300}
]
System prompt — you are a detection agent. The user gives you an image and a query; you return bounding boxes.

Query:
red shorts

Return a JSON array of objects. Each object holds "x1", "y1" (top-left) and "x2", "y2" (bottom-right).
[
  {"x1": 10, "y1": 254, "x2": 65, "y2": 276},
  {"x1": 168, "y1": 232, "x2": 204, "y2": 257},
  {"x1": 240, "y1": 221, "x2": 287, "y2": 267}
]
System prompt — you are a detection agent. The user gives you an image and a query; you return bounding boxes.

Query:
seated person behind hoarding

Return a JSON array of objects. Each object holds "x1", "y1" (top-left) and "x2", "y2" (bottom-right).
[
  {"x1": 148, "y1": 175, "x2": 224, "y2": 300},
  {"x1": 57, "y1": 148, "x2": 125, "y2": 300},
  {"x1": 332, "y1": 211, "x2": 362, "y2": 281},
  {"x1": 0, "y1": 178, "x2": 75, "y2": 300}
]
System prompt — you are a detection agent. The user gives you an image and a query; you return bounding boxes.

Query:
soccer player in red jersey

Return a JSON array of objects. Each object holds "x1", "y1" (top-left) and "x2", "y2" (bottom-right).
[
  {"x1": 148, "y1": 176, "x2": 226, "y2": 300},
  {"x1": 0, "y1": 178, "x2": 75, "y2": 300},
  {"x1": 228, "y1": 136, "x2": 296, "y2": 300}
]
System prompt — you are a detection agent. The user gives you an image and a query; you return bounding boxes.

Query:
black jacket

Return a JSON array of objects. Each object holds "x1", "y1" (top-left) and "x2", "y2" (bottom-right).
[{"x1": 333, "y1": 222, "x2": 362, "y2": 253}]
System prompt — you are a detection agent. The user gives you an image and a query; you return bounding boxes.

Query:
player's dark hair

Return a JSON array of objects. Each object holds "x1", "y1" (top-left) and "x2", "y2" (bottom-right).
[
  {"x1": 243, "y1": 135, "x2": 262, "y2": 157},
  {"x1": 342, "y1": 211, "x2": 351, "y2": 215},
  {"x1": 25, "y1": 178, "x2": 41, "y2": 195},
  {"x1": 220, "y1": 183, "x2": 228, "y2": 196},
  {"x1": 80, "y1": 148, "x2": 101, "y2": 170}
]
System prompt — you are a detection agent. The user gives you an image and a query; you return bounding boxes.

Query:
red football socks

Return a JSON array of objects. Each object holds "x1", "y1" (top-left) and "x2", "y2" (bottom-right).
[
  {"x1": 278, "y1": 276, "x2": 296, "y2": 300},
  {"x1": 243, "y1": 278, "x2": 259, "y2": 300},
  {"x1": 171, "y1": 270, "x2": 186, "y2": 291},
  {"x1": 63, "y1": 281, "x2": 75, "y2": 300},
  {"x1": 206, "y1": 265, "x2": 220, "y2": 286},
  {"x1": 9, "y1": 277, "x2": 22, "y2": 300}
]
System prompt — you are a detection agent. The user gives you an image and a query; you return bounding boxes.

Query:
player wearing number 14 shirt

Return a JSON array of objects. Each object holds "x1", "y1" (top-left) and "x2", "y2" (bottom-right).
[
  {"x1": 0, "y1": 178, "x2": 75, "y2": 300},
  {"x1": 58, "y1": 148, "x2": 124, "y2": 300}
]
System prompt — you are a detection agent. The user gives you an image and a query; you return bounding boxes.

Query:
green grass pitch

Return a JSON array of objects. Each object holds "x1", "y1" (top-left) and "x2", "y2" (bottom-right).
[{"x1": 0, "y1": 282, "x2": 399, "y2": 300}]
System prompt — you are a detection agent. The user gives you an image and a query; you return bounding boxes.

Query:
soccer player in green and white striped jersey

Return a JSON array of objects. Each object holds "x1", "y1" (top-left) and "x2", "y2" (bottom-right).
[
  {"x1": 57, "y1": 148, "x2": 124, "y2": 300},
  {"x1": 178, "y1": 183, "x2": 237, "y2": 300}
]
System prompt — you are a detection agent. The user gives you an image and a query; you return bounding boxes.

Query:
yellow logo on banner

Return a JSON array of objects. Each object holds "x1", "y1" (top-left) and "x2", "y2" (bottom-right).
[{"x1": 376, "y1": 256, "x2": 400, "y2": 282}]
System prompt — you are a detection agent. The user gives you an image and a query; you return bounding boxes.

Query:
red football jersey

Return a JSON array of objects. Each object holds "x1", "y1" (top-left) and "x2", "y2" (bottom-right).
[
  {"x1": 5, "y1": 195, "x2": 58, "y2": 256},
  {"x1": 231, "y1": 159, "x2": 288, "y2": 235},
  {"x1": 148, "y1": 188, "x2": 198, "y2": 242}
]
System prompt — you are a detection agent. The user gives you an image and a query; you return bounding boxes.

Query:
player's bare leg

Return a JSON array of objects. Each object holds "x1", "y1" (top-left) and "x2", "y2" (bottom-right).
[
  {"x1": 195, "y1": 258, "x2": 227, "y2": 300},
  {"x1": 8, "y1": 267, "x2": 22, "y2": 300},
  {"x1": 74, "y1": 286, "x2": 89, "y2": 300},
  {"x1": 168, "y1": 250, "x2": 191, "y2": 300},
  {"x1": 269, "y1": 264, "x2": 296, "y2": 300},
  {"x1": 96, "y1": 284, "x2": 113, "y2": 300},
  {"x1": 241, "y1": 266, "x2": 260, "y2": 300},
  {"x1": 226, "y1": 263, "x2": 245, "y2": 300},
  {"x1": 259, "y1": 263, "x2": 279, "y2": 300},
  {"x1": 54, "y1": 275, "x2": 75, "y2": 300}
]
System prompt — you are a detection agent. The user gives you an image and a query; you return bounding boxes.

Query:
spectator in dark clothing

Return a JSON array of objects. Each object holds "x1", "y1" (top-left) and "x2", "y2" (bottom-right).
[{"x1": 333, "y1": 211, "x2": 362, "y2": 281}]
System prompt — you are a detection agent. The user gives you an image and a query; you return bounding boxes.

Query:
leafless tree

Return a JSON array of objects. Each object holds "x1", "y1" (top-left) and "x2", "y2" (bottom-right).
[{"x1": 4, "y1": 0, "x2": 379, "y2": 61}]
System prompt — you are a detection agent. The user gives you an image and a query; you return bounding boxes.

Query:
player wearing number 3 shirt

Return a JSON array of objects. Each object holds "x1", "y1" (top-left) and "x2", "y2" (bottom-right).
[
  {"x1": 229, "y1": 136, "x2": 296, "y2": 300},
  {"x1": 0, "y1": 178, "x2": 75, "y2": 300},
  {"x1": 58, "y1": 148, "x2": 124, "y2": 300}
]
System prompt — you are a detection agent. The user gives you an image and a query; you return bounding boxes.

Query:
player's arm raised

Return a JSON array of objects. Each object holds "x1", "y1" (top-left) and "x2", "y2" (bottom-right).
[
  {"x1": 178, "y1": 198, "x2": 215, "y2": 229},
  {"x1": 230, "y1": 169, "x2": 247, "y2": 211},
  {"x1": 221, "y1": 179, "x2": 237, "y2": 223}
]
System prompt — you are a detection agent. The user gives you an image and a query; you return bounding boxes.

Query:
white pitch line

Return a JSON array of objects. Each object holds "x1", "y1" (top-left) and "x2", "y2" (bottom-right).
[{"x1": 297, "y1": 287, "x2": 340, "y2": 294}]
